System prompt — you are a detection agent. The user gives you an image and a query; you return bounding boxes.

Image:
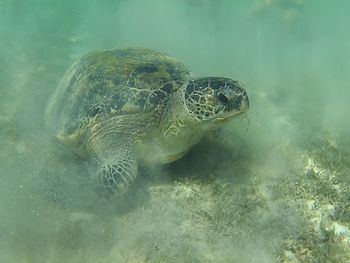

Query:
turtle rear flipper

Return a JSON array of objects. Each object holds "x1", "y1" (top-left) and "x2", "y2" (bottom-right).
[{"x1": 96, "y1": 149, "x2": 137, "y2": 199}]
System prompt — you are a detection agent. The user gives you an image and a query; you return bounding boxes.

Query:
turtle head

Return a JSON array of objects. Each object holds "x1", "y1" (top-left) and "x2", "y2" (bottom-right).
[{"x1": 184, "y1": 77, "x2": 249, "y2": 125}]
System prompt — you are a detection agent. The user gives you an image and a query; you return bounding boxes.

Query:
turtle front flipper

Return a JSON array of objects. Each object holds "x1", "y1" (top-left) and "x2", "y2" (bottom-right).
[{"x1": 95, "y1": 149, "x2": 137, "y2": 199}]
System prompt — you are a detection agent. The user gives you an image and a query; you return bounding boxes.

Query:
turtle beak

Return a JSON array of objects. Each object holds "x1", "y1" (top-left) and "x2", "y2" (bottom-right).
[
  {"x1": 217, "y1": 89, "x2": 249, "y2": 113},
  {"x1": 235, "y1": 90, "x2": 249, "y2": 112}
]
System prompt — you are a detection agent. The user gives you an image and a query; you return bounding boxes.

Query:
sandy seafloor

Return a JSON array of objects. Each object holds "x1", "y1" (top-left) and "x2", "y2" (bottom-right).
[{"x1": 1, "y1": 0, "x2": 350, "y2": 262}]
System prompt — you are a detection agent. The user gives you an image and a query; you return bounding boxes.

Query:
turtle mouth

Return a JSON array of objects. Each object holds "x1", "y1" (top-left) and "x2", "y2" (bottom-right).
[
  {"x1": 216, "y1": 93, "x2": 249, "y2": 122},
  {"x1": 215, "y1": 111, "x2": 246, "y2": 123},
  {"x1": 195, "y1": 97, "x2": 249, "y2": 123}
]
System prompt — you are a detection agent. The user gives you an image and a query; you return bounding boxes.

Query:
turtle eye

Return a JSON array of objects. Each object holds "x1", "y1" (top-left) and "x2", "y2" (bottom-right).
[{"x1": 217, "y1": 93, "x2": 229, "y2": 104}]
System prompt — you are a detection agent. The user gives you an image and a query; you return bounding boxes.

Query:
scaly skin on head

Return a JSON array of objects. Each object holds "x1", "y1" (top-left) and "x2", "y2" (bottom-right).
[
  {"x1": 156, "y1": 77, "x2": 250, "y2": 164},
  {"x1": 185, "y1": 77, "x2": 249, "y2": 122}
]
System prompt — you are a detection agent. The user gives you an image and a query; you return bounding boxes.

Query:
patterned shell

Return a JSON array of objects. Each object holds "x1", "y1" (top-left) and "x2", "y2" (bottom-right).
[{"x1": 47, "y1": 47, "x2": 191, "y2": 136}]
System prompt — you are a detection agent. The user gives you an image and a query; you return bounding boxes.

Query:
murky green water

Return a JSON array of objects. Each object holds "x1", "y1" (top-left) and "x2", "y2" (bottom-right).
[{"x1": 1, "y1": 0, "x2": 350, "y2": 262}]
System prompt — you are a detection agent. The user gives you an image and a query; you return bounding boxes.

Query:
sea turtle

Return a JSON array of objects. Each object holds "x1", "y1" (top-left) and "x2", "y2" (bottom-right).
[{"x1": 46, "y1": 47, "x2": 249, "y2": 199}]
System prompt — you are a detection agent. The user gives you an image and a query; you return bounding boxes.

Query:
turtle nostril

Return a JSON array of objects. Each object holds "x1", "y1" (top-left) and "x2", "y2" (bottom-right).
[
  {"x1": 218, "y1": 93, "x2": 229, "y2": 104},
  {"x1": 236, "y1": 93, "x2": 249, "y2": 111},
  {"x1": 235, "y1": 94, "x2": 243, "y2": 105},
  {"x1": 235, "y1": 94, "x2": 248, "y2": 110}
]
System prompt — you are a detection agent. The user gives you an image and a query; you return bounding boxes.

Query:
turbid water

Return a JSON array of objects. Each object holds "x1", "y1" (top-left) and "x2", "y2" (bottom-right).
[{"x1": 1, "y1": 0, "x2": 350, "y2": 262}]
